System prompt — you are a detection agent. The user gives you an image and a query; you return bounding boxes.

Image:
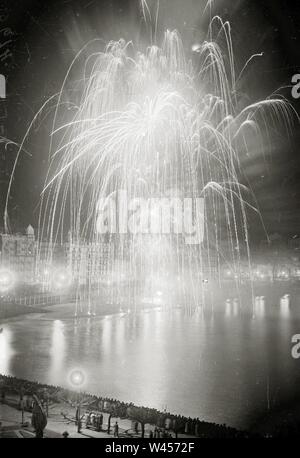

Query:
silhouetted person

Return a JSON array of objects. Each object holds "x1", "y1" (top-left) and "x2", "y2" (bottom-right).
[{"x1": 114, "y1": 421, "x2": 119, "y2": 437}]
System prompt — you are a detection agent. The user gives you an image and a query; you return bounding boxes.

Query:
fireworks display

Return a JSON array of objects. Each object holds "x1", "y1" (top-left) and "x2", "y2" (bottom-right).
[
  {"x1": 1, "y1": 1, "x2": 300, "y2": 440},
  {"x1": 6, "y1": 1, "x2": 295, "y2": 313}
]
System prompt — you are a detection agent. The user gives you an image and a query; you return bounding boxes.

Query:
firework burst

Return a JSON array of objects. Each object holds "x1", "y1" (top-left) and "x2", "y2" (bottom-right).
[{"x1": 6, "y1": 6, "x2": 295, "y2": 313}]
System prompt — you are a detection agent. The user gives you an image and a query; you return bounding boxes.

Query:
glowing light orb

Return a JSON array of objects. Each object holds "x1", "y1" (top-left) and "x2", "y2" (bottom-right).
[
  {"x1": 69, "y1": 369, "x2": 85, "y2": 387},
  {"x1": 0, "y1": 269, "x2": 15, "y2": 293},
  {"x1": 191, "y1": 43, "x2": 201, "y2": 52},
  {"x1": 52, "y1": 268, "x2": 72, "y2": 291}
]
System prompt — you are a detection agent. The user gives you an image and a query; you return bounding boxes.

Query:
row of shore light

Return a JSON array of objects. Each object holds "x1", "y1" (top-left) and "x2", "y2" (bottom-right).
[{"x1": 0, "y1": 266, "x2": 72, "y2": 294}]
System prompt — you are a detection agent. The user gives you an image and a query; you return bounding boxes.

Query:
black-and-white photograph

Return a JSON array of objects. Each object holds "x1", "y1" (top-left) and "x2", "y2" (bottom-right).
[{"x1": 0, "y1": 0, "x2": 300, "y2": 444}]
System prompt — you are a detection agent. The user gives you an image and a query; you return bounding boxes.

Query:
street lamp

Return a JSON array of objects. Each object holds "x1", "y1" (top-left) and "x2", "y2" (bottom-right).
[
  {"x1": 19, "y1": 388, "x2": 26, "y2": 426},
  {"x1": 43, "y1": 388, "x2": 49, "y2": 418},
  {"x1": 69, "y1": 369, "x2": 86, "y2": 433}
]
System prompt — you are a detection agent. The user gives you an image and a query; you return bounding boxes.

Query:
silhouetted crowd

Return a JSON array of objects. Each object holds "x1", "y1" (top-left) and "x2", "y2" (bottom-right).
[{"x1": 0, "y1": 374, "x2": 249, "y2": 438}]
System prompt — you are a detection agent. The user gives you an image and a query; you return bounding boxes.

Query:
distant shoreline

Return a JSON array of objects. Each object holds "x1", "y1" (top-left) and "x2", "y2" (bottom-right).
[
  {"x1": 1, "y1": 279, "x2": 298, "y2": 323},
  {"x1": 0, "y1": 302, "x2": 49, "y2": 321}
]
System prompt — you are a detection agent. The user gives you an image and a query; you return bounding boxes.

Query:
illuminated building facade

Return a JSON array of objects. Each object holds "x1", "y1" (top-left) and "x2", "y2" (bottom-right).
[{"x1": 0, "y1": 225, "x2": 35, "y2": 284}]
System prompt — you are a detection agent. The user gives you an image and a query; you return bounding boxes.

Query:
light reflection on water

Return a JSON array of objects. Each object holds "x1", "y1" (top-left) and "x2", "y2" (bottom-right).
[
  {"x1": 49, "y1": 320, "x2": 65, "y2": 385},
  {"x1": 1, "y1": 285, "x2": 300, "y2": 429}
]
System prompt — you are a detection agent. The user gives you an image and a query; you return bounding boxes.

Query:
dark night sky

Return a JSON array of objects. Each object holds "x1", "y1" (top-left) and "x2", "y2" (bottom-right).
[{"x1": 1, "y1": 0, "x2": 300, "y2": 241}]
